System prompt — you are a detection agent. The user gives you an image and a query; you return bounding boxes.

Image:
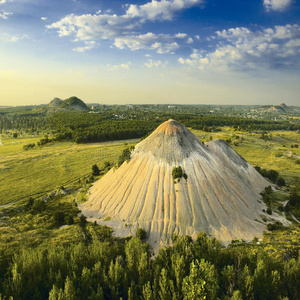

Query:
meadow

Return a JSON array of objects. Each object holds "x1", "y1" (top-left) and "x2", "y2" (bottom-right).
[{"x1": 0, "y1": 136, "x2": 138, "y2": 206}]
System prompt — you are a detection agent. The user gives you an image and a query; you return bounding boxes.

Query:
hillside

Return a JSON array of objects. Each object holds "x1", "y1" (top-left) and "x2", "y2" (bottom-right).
[
  {"x1": 46, "y1": 96, "x2": 89, "y2": 112},
  {"x1": 259, "y1": 103, "x2": 288, "y2": 113}
]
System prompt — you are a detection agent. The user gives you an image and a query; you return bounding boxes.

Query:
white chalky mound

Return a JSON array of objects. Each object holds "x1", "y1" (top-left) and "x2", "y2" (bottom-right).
[{"x1": 81, "y1": 119, "x2": 271, "y2": 250}]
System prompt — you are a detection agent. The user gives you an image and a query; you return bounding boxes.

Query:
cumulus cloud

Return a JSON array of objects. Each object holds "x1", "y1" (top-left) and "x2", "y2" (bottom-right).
[
  {"x1": 0, "y1": 11, "x2": 12, "y2": 19},
  {"x1": 263, "y1": 0, "x2": 292, "y2": 12},
  {"x1": 41, "y1": 17, "x2": 47, "y2": 21},
  {"x1": 47, "y1": 13, "x2": 135, "y2": 40},
  {"x1": 178, "y1": 24, "x2": 300, "y2": 71},
  {"x1": 47, "y1": 0, "x2": 201, "y2": 53},
  {"x1": 0, "y1": 0, "x2": 7, "y2": 4}
]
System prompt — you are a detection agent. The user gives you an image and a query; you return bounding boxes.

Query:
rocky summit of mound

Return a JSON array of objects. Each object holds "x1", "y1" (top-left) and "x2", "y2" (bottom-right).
[{"x1": 81, "y1": 120, "x2": 279, "y2": 251}]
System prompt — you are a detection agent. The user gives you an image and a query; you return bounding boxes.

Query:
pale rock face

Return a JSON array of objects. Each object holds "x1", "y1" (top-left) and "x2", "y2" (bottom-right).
[{"x1": 81, "y1": 119, "x2": 272, "y2": 250}]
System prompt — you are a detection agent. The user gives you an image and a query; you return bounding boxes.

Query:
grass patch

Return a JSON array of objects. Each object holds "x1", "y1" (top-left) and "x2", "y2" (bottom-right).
[{"x1": 0, "y1": 138, "x2": 137, "y2": 205}]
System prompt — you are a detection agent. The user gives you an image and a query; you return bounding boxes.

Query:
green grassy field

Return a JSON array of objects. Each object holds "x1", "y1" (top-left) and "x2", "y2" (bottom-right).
[
  {"x1": 1, "y1": 128, "x2": 299, "y2": 206},
  {"x1": 0, "y1": 137, "x2": 138, "y2": 205}
]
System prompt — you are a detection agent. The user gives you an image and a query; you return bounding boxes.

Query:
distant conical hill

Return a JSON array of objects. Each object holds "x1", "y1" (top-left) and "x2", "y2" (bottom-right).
[
  {"x1": 46, "y1": 96, "x2": 89, "y2": 112},
  {"x1": 81, "y1": 120, "x2": 279, "y2": 250}
]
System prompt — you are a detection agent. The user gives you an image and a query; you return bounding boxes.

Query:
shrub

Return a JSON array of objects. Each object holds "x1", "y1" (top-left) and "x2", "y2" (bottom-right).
[
  {"x1": 136, "y1": 228, "x2": 147, "y2": 240},
  {"x1": 277, "y1": 177, "x2": 286, "y2": 187},
  {"x1": 288, "y1": 191, "x2": 300, "y2": 207},
  {"x1": 67, "y1": 215, "x2": 74, "y2": 225},
  {"x1": 278, "y1": 205, "x2": 284, "y2": 212},
  {"x1": 92, "y1": 164, "x2": 100, "y2": 176},
  {"x1": 266, "y1": 207, "x2": 272, "y2": 215},
  {"x1": 80, "y1": 215, "x2": 87, "y2": 227},
  {"x1": 267, "y1": 221, "x2": 283, "y2": 231},
  {"x1": 23, "y1": 143, "x2": 35, "y2": 151},
  {"x1": 172, "y1": 166, "x2": 183, "y2": 180},
  {"x1": 117, "y1": 148, "x2": 131, "y2": 167},
  {"x1": 54, "y1": 211, "x2": 65, "y2": 226}
]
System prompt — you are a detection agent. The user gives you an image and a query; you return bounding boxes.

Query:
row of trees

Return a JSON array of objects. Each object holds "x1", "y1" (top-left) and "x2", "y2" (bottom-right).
[{"x1": 1, "y1": 109, "x2": 299, "y2": 144}]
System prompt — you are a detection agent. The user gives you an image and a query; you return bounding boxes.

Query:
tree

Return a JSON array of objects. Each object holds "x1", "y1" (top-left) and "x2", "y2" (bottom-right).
[
  {"x1": 231, "y1": 290, "x2": 243, "y2": 300},
  {"x1": 64, "y1": 276, "x2": 76, "y2": 300},
  {"x1": 158, "y1": 268, "x2": 173, "y2": 300},
  {"x1": 142, "y1": 282, "x2": 154, "y2": 300},
  {"x1": 49, "y1": 285, "x2": 64, "y2": 300},
  {"x1": 92, "y1": 164, "x2": 100, "y2": 176},
  {"x1": 182, "y1": 260, "x2": 207, "y2": 300}
]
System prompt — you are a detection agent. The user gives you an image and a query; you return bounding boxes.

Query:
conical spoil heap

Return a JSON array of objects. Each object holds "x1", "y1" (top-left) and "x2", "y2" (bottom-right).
[{"x1": 81, "y1": 119, "x2": 270, "y2": 250}]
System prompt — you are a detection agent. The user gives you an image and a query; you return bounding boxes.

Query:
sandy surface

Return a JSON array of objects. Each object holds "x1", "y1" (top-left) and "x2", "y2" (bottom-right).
[{"x1": 80, "y1": 120, "x2": 287, "y2": 251}]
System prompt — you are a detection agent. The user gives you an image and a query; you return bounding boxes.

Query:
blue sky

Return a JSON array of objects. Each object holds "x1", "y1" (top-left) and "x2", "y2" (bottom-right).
[{"x1": 0, "y1": 0, "x2": 300, "y2": 106}]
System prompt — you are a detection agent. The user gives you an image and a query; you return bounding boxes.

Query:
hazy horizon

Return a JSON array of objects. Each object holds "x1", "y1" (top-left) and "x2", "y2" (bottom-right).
[{"x1": 1, "y1": 0, "x2": 300, "y2": 106}]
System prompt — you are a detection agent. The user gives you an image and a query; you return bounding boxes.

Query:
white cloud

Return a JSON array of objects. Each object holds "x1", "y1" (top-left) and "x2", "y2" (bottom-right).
[
  {"x1": 113, "y1": 32, "x2": 180, "y2": 53},
  {"x1": 41, "y1": 17, "x2": 47, "y2": 21},
  {"x1": 73, "y1": 41, "x2": 97, "y2": 52},
  {"x1": 47, "y1": 13, "x2": 136, "y2": 40},
  {"x1": 0, "y1": 11, "x2": 12, "y2": 19},
  {"x1": 187, "y1": 37, "x2": 194, "y2": 43},
  {"x1": 145, "y1": 59, "x2": 163, "y2": 68},
  {"x1": 47, "y1": 0, "x2": 199, "y2": 54},
  {"x1": 179, "y1": 24, "x2": 300, "y2": 71},
  {"x1": 108, "y1": 62, "x2": 131, "y2": 71},
  {"x1": 125, "y1": 0, "x2": 202, "y2": 21},
  {"x1": 2, "y1": 33, "x2": 28, "y2": 42},
  {"x1": 0, "y1": 0, "x2": 7, "y2": 4},
  {"x1": 175, "y1": 33, "x2": 187, "y2": 38},
  {"x1": 263, "y1": 0, "x2": 292, "y2": 12}
]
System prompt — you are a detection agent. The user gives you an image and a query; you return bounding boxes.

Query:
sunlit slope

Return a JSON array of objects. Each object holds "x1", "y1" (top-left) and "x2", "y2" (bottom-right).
[{"x1": 81, "y1": 120, "x2": 272, "y2": 249}]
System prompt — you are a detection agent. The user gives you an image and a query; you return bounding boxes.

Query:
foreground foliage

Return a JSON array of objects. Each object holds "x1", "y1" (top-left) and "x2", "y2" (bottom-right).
[{"x1": 0, "y1": 229, "x2": 299, "y2": 300}]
